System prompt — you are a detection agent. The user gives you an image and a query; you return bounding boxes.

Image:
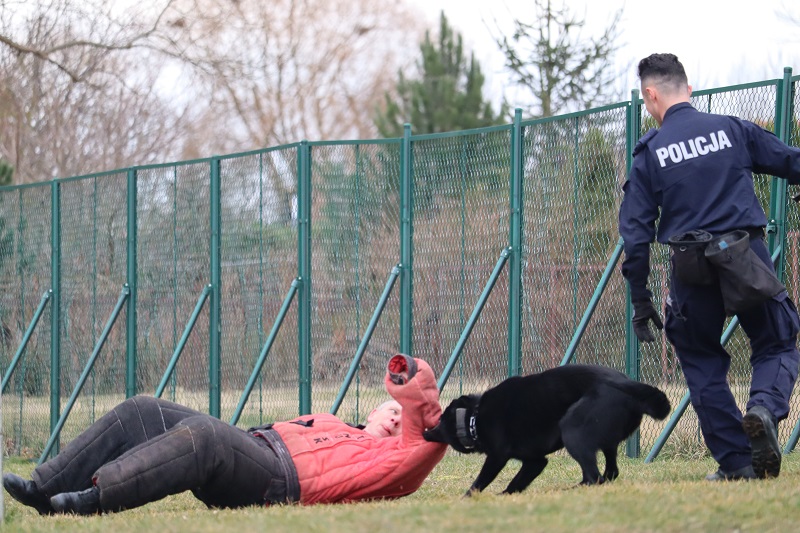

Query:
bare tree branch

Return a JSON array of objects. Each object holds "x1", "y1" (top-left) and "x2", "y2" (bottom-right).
[
  {"x1": 0, "y1": 0, "x2": 177, "y2": 82},
  {"x1": 0, "y1": 0, "x2": 189, "y2": 182},
  {"x1": 0, "y1": 0, "x2": 428, "y2": 188}
]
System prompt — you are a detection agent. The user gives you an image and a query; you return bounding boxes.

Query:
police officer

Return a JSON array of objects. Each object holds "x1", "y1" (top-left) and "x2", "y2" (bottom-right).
[{"x1": 619, "y1": 53, "x2": 800, "y2": 481}]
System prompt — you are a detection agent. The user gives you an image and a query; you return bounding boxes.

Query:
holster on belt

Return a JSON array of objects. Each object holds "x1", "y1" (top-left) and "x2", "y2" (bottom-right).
[{"x1": 703, "y1": 229, "x2": 785, "y2": 316}]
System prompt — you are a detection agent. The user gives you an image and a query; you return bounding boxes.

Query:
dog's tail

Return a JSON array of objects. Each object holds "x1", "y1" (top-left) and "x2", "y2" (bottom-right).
[{"x1": 612, "y1": 381, "x2": 671, "y2": 420}]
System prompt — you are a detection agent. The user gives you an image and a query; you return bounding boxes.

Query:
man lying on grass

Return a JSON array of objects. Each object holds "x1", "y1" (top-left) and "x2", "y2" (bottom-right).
[{"x1": 3, "y1": 355, "x2": 446, "y2": 515}]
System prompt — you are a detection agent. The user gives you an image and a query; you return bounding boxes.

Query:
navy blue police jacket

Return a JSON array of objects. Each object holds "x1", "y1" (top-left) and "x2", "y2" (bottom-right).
[{"x1": 619, "y1": 101, "x2": 800, "y2": 301}]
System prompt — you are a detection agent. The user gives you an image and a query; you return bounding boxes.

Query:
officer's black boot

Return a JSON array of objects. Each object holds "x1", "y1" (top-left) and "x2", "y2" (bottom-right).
[
  {"x1": 2, "y1": 473, "x2": 54, "y2": 515},
  {"x1": 704, "y1": 465, "x2": 756, "y2": 481},
  {"x1": 50, "y1": 486, "x2": 101, "y2": 515},
  {"x1": 742, "y1": 405, "x2": 781, "y2": 478}
]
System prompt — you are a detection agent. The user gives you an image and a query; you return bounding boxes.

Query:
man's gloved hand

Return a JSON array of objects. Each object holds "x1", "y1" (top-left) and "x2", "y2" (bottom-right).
[{"x1": 632, "y1": 299, "x2": 663, "y2": 343}]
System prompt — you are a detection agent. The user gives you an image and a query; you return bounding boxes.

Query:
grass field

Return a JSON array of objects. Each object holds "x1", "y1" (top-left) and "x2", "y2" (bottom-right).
[{"x1": 3, "y1": 450, "x2": 800, "y2": 533}]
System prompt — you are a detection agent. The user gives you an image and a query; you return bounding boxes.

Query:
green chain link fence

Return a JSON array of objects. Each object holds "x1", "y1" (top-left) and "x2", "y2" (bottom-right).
[{"x1": 0, "y1": 70, "x2": 798, "y2": 463}]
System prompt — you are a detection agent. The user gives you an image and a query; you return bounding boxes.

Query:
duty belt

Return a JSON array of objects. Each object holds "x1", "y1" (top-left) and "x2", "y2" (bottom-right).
[{"x1": 743, "y1": 227, "x2": 765, "y2": 241}]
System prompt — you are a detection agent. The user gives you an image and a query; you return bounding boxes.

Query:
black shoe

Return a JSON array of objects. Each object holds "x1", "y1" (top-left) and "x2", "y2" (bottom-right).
[
  {"x1": 50, "y1": 486, "x2": 101, "y2": 515},
  {"x1": 2, "y1": 473, "x2": 54, "y2": 515},
  {"x1": 705, "y1": 464, "x2": 757, "y2": 481},
  {"x1": 742, "y1": 405, "x2": 781, "y2": 479}
]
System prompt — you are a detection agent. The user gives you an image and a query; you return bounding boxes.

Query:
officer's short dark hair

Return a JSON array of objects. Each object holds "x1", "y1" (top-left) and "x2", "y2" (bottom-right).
[{"x1": 638, "y1": 53, "x2": 688, "y2": 91}]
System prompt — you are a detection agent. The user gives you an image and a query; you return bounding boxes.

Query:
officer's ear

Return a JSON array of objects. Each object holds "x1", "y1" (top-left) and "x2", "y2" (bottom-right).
[{"x1": 687, "y1": 84, "x2": 692, "y2": 97}]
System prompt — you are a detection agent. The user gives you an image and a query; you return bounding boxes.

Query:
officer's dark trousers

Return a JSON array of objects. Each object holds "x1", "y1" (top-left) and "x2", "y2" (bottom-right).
[
  {"x1": 30, "y1": 396, "x2": 289, "y2": 512},
  {"x1": 665, "y1": 237, "x2": 800, "y2": 472}
]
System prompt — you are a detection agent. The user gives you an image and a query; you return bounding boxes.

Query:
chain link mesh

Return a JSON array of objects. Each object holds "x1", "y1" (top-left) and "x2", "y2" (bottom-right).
[
  {"x1": 1, "y1": 76, "x2": 799, "y2": 460},
  {"x1": 57, "y1": 174, "x2": 129, "y2": 447},
  {"x1": 412, "y1": 130, "x2": 513, "y2": 405},
  {"x1": 310, "y1": 141, "x2": 402, "y2": 425},
  {"x1": 218, "y1": 149, "x2": 299, "y2": 425},
  {"x1": 137, "y1": 163, "x2": 210, "y2": 411},
  {"x1": 521, "y1": 107, "x2": 629, "y2": 373},
  {"x1": 0, "y1": 183, "x2": 52, "y2": 457}
]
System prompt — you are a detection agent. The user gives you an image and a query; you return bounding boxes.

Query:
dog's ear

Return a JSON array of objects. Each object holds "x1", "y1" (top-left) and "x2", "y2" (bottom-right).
[
  {"x1": 449, "y1": 394, "x2": 474, "y2": 410},
  {"x1": 465, "y1": 393, "x2": 481, "y2": 408},
  {"x1": 451, "y1": 394, "x2": 479, "y2": 410},
  {"x1": 423, "y1": 424, "x2": 447, "y2": 443}
]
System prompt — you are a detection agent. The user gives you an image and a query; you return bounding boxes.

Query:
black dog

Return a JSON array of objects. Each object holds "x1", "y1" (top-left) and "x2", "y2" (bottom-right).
[{"x1": 423, "y1": 364, "x2": 670, "y2": 495}]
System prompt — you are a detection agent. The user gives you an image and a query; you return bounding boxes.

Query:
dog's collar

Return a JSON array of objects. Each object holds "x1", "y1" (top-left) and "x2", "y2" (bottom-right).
[{"x1": 455, "y1": 407, "x2": 479, "y2": 450}]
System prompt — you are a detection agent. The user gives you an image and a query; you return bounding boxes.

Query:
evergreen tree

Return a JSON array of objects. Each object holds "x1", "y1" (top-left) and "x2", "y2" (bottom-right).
[
  {"x1": 0, "y1": 159, "x2": 13, "y2": 271},
  {"x1": 497, "y1": 0, "x2": 622, "y2": 118},
  {"x1": 374, "y1": 11, "x2": 507, "y2": 137},
  {"x1": 0, "y1": 159, "x2": 12, "y2": 186}
]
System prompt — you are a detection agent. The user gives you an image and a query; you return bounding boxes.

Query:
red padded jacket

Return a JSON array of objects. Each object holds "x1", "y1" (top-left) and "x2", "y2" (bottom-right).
[{"x1": 272, "y1": 355, "x2": 446, "y2": 504}]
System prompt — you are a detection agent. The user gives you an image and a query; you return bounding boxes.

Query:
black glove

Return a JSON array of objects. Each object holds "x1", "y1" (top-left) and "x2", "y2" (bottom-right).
[{"x1": 632, "y1": 299, "x2": 663, "y2": 343}]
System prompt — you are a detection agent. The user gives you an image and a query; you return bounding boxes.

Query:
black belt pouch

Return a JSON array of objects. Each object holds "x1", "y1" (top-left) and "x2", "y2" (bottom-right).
[
  {"x1": 668, "y1": 229, "x2": 715, "y2": 285},
  {"x1": 704, "y1": 230, "x2": 785, "y2": 315}
]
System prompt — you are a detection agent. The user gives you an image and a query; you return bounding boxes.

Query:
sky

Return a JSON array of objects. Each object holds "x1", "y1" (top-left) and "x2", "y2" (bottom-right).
[{"x1": 410, "y1": 0, "x2": 800, "y2": 109}]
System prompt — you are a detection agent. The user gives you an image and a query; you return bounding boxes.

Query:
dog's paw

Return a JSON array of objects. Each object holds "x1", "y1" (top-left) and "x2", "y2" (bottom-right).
[{"x1": 578, "y1": 475, "x2": 605, "y2": 486}]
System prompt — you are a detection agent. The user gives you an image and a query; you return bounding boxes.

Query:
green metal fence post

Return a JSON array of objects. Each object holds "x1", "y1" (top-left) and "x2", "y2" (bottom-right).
[
  {"x1": 767, "y1": 68, "x2": 794, "y2": 453},
  {"x1": 49, "y1": 180, "x2": 61, "y2": 458},
  {"x1": 775, "y1": 67, "x2": 800, "y2": 454},
  {"x1": 126, "y1": 168, "x2": 138, "y2": 398},
  {"x1": 439, "y1": 248, "x2": 512, "y2": 391},
  {"x1": 298, "y1": 141, "x2": 312, "y2": 415},
  {"x1": 400, "y1": 124, "x2": 413, "y2": 357},
  {"x1": 768, "y1": 67, "x2": 793, "y2": 281},
  {"x1": 39, "y1": 285, "x2": 130, "y2": 465},
  {"x1": 330, "y1": 265, "x2": 402, "y2": 415},
  {"x1": 508, "y1": 109, "x2": 523, "y2": 377},
  {"x1": 155, "y1": 285, "x2": 212, "y2": 398},
  {"x1": 1, "y1": 291, "x2": 51, "y2": 393},
  {"x1": 625, "y1": 90, "x2": 642, "y2": 458},
  {"x1": 560, "y1": 239, "x2": 625, "y2": 366},
  {"x1": 209, "y1": 158, "x2": 222, "y2": 418},
  {"x1": 231, "y1": 278, "x2": 301, "y2": 425}
]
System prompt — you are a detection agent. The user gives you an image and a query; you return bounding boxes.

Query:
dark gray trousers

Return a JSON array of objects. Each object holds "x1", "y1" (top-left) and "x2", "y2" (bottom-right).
[
  {"x1": 665, "y1": 236, "x2": 800, "y2": 471},
  {"x1": 31, "y1": 396, "x2": 290, "y2": 512}
]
